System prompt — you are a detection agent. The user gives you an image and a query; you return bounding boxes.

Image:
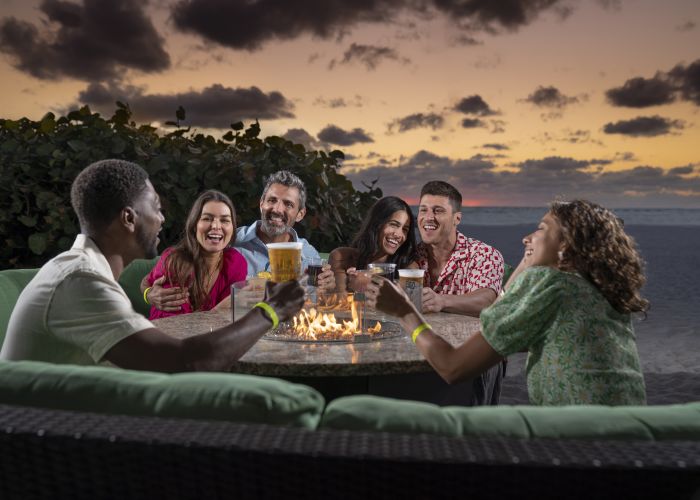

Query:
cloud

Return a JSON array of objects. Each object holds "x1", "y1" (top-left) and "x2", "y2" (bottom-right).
[
  {"x1": 613, "y1": 151, "x2": 638, "y2": 162},
  {"x1": 523, "y1": 85, "x2": 579, "y2": 108},
  {"x1": 329, "y1": 43, "x2": 409, "y2": 70},
  {"x1": 482, "y1": 143, "x2": 510, "y2": 151},
  {"x1": 317, "y1": 125, "x2": 374, "y2": 146},
  {"x1": 313, "y1": 96, "x2": 364, "y2": 108},
  {"x1": 605, "y1": 76, "x2": 676, "y2": 108},
  {"x1": 461, "y1": 118, "x2": 486, "y2": 128},
  {"x1": 605, "y1": 59, "x2": 700, "y2": 108},
  {"x1": 451, "y1": 34, "x2": 482, "y2": 46},
  {"x1": 454, "y1": 95, "x2": 498, "y2": 116},
  {"x1": 668, "y1": 59, "x2": 700, "y2": 105},
  {"x1": 676, "y1": 21, "x2": 696, "y2": 32},
  {"x1": 387, "y1": 113, "x2": 444, "y2": 133},
  {"x1": 281, "y1": 128, "x2": 332, "y2": 151},
  {"x1": 342, "y1": 151, "x2": 700, "y2": 207},
  {"x1": 432, "y1": 0, "x2": 570, "y2": 31},
  {"x1": 0, "y1": 0, "x2": 169, "y2": 81},
  {"x1": 76, "y1": 81, "x2": 295, "y2": 127},
  {"x1": 170, "y1": 0, "x2": 571, "y2": 51},
  {"x1": 603, "y1": 116, "x2": 685, "y2": 137},
  {"x1": 171, "y1": 0, "x2": 402, "y2": 51}
]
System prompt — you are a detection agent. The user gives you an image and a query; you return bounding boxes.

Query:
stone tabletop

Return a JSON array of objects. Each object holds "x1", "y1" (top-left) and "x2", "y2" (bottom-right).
[{"x1": 153, "y1": 310, "x2": 481, "y2": 377}]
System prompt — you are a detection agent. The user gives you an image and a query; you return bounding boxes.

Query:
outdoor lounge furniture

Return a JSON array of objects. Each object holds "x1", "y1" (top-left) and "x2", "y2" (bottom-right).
[{"x1": 1, "y1": 265, "x2": 699, "y2": 499}]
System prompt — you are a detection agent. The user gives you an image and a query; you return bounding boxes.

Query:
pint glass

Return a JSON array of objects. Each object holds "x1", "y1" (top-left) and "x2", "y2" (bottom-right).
[
  {"x1": 398, "y1": 269, "x2": 425, "y2": 312},
  {"x1": 267, "y1": 242, "x2": 303, "y2": 282}
]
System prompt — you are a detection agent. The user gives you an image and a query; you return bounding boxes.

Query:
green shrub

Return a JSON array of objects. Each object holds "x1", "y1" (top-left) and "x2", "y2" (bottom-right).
[{"x1": 0, "y1": 104, "x2": 382, "y2": 269}]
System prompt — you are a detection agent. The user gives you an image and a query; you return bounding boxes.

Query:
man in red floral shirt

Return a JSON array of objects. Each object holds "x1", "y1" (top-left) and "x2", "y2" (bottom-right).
[{"x1": 416, "y1": 180, "x2": 506, "y2": 404}]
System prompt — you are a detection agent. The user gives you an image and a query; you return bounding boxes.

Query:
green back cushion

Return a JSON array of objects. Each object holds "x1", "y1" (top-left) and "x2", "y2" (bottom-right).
[
  {"x1": 118, "y1": 257, "x2": 159, "y2": 317},
  {"x1": 0, "y1": 268, "x2": 39, "y2": 347},
  {"x1": 321, "y1": 396, "x2": 460, "y2": 436},
  {"x1": 0, "y1": 360, "x2": 325, "y2": 429},
  {"x1": 321, "y1": 395, "x2": 700, "y2": 441}
]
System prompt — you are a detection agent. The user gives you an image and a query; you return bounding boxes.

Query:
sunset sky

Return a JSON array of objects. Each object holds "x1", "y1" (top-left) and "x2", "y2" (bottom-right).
[{"x1": 1, "y1": 0, "x2": 699, "y2": 207}]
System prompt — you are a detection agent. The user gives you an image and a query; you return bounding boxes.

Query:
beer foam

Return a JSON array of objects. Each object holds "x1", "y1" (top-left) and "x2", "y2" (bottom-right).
[
  {"x1": 398, "y1": 269, "x2": 425, "y2": 277},
  {"x1": 266, "y1": 242, "x2": 303, "y2": 250}
]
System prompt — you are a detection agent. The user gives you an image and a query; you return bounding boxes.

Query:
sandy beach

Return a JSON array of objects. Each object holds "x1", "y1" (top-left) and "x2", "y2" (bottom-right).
[{"x1": 460, "y1": 224, "x2": 700, "y2": 406}]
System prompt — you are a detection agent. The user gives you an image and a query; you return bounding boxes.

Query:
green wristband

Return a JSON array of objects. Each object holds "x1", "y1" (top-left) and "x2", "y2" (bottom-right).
[
  {"x1": 143, "y1": 287, "x2": 152, "y2": 305},
  {"x1": 253, "y1": 302, "x2": 279, "y2": 329}
]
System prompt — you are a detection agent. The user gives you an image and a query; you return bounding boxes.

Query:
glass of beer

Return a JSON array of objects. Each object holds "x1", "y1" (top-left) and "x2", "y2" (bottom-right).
[
  {"x1": 267, "y1": 242, "x2": 303, "y2": 282},
  {"x1": 398, "y1": 269, "x2": 425, "y2": 312},
  {"x1": 368, "y1": 262, "x2": 397, "y2": 282}
]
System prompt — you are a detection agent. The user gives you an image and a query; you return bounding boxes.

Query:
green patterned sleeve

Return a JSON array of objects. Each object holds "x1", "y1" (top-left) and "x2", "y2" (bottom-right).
[{"x1": 480, "y1": 266, "x2": 566, "y2": 357}]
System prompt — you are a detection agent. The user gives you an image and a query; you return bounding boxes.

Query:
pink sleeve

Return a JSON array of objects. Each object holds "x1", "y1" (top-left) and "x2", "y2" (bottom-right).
[
  {"x1": 227, "y1": 248, "x2": 248, "y2": 283},
  {"x1": 467, "y1": 244, "x2": 504, "y2": 294},
  {"x1": 145, "y1": 248, "x2": 172, "y2": 286}
]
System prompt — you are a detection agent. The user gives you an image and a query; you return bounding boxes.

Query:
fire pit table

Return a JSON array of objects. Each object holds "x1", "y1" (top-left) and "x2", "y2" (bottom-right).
[{"x1": 153, "y1": 301, "x2": 486, "y2": 405}]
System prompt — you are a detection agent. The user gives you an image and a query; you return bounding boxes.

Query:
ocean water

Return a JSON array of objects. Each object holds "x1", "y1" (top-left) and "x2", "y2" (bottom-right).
[{"x1": 414, "y1": 206, "x2": 700, "y2": 226}]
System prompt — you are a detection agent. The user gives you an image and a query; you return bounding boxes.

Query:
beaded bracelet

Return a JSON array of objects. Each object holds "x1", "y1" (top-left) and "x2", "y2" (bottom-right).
[
  {"x1": 253, "y1": 302, "x2": 279, "y2": 329},
  {"x1": 411, "y1": 322, "x2": 431, "y2": 343},
  {"x1": 143, "y1": 287, "x2": 152, "y2": 305}
]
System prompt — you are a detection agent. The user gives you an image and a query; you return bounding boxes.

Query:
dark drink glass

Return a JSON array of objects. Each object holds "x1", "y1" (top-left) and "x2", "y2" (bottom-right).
[
  {"x1": 307, "y1": 264, "x2": 323, "y2": 286},
  {"x1": 306, "y1": 258, "x2": 327, "y2": 287}
]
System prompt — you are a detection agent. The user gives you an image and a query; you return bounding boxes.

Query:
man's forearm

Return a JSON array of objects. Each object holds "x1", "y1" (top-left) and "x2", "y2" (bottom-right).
[{"x1": 181, "y1": 307, "x2": 273, "y2": 371}]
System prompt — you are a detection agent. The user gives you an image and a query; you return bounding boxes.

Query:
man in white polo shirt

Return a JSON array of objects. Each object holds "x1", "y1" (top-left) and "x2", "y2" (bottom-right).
[{"x1": 1, "y1": 159, "x2": 304, "y2": 371}]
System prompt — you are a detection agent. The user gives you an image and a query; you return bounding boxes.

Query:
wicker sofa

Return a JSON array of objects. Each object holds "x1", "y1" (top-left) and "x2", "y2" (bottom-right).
[{"x1": 1, "y1": 264, "x2": 699, "y2": 500}]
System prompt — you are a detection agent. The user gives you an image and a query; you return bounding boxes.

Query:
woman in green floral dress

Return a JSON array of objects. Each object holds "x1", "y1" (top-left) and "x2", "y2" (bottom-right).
[{"x1": 366, "y1": 200, "x2": 648, "y2": 405}]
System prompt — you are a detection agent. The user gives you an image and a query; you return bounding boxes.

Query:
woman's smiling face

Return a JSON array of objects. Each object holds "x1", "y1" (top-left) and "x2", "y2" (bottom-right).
[
  {"x1": 196, "y1": 201, "x2": 233, "y2": 253},
  {"x1": 378, "y1": 210, "x2": 410, "y2": 257},
  {"x1": 522, "y1": 211, "x2": 564, "y2": 266}
]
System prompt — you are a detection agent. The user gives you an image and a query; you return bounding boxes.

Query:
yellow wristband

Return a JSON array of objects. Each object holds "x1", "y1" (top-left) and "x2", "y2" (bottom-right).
[
  {"x1": 253, "y1": 302, "x2": 279, "y2": 329},
  {"x1": 411, "y1": 322, "x2": 431, "y2": 343},
  {"x1": 143, "y1": 287, "x2": 152, "y2": 305}
]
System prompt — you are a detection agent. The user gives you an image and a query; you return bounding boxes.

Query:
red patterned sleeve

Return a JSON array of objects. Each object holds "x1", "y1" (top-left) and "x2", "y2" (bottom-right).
[{"x1": 467, "y1": 243, "x2": 504, "y2": 294}]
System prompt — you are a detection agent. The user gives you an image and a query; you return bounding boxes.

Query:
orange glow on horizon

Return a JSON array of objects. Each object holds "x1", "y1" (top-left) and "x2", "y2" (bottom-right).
[{"x1": 401, "y1": 197, "x2": 487, "y2": 207}]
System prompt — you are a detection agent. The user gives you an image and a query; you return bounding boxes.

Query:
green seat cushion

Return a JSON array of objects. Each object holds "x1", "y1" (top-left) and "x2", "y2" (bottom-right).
[
  {"x1": 0, "y1": 360, "x2": 325, "y2": 429},
  {"x1": 0, "y1": 268, "x2": 39, "y2": 346},
  {"x1": 118, "y1": 257, "x2": 159, "y2": 317},
  {"x1": 517, "y1": 405, "x2": 655, "y2": 440},
  {"x1": 619, "y1": 404, "x2": 700, "y2": 440},
  {"x1": 321, "y1": 395, "x2": 461, "y2": 436},
  {"x1": 445, "y1": 405, "x2": 531, "y2": 438}
]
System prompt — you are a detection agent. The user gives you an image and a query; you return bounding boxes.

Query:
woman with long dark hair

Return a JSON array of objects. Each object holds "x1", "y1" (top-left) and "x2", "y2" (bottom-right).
[
  {"x1": 140, "y1": 190, "x2": 247, "y2": 319},
  {"x1": 367, "y1": 199, "x2": 648, "y2": 406},
  {"x1": 329, "y1": 196, "x2": 418, "y2": 291}
]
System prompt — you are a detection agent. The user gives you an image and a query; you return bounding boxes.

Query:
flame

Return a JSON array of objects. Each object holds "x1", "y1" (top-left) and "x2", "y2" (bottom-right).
[{"x1": 282, "y1": 293, "x2": 382, "y2": 341}]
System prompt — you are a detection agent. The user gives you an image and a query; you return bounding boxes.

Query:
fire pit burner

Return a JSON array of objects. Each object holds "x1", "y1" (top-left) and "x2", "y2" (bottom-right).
[
  {"x1": 263, "y1": 307, "x2": 404, "y2": 343},
  {"x1": 264, "y1": 320, "x2": 403, "y2": 343}
]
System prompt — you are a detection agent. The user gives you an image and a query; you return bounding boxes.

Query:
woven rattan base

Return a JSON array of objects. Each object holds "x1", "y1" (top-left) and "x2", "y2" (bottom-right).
[{"x1": 0, "y1": 404, "x2": 698, "y2": 500}]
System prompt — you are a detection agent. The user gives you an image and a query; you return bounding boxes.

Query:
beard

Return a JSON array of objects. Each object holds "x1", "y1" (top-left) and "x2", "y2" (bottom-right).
[
  {"x1": 260, "y1": 210, "x2": 292, "y2": 237},
  {"x1": 136, "y1": 223, "x2": 159, "y2": 259}
]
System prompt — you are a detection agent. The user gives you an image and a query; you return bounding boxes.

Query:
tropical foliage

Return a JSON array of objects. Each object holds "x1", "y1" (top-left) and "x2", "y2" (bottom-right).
[{"x1": 0, "y1": 104, "x2": 381, "y2": 268}]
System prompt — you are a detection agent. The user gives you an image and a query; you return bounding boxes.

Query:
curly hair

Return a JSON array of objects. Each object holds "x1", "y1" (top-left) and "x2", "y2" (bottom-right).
[
  {"x1": 165, "y1": 190, "x2": 236, "y2": 311},
  {"x1": 549, "y1": 200, "x2": 649, "y2": 315},
  {"x1": 70, "y1": 159, "x2": 149, "y2": 233},
  {"x1": 351, "y1": 196, "x2": 417, "y2": 274}
]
